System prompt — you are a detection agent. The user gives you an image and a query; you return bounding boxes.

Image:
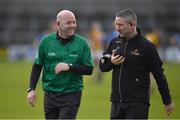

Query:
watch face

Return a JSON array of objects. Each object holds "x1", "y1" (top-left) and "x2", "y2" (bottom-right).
[
  {"x1": 68, "y1": 64, "x2": 73, "y2": 68},
  {"x1": 27, "y1": 88, "x2": 32, "y2": 92}
]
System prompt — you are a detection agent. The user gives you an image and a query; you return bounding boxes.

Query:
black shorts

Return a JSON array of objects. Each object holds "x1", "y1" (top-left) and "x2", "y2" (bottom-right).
[
  {"x1": 44, "y1": 91, "x2": 82, "y2": 119},
  {"x1": 110, "y1": 102, "x2": 149, "y2": 119}
]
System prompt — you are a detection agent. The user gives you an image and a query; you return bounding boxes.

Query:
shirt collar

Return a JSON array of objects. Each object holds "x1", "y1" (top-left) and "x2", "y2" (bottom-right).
[{"x1": 56, "y1": 31, "x2": 74, "y2": 45}]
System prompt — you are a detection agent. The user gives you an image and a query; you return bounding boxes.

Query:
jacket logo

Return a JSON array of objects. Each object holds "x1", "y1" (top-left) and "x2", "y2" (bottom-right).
[
  {"x1": 130, "y1": 49, "x2": 140, "y2": 56},
  {"x1": 115, "y1": 41, "x2": 122, "y2": 43},
  {"x1": 48, "y1": 52, "x2": 56, "y2": 56}
]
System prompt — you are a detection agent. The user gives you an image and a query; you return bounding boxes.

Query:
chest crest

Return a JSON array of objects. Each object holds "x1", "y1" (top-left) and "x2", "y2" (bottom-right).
[
  {"x1": 130, "y1": 48, "x2": 140, "y2": 56},
  {"x1": 48, "y1": 52, "x2": 56, "y2": 57}
]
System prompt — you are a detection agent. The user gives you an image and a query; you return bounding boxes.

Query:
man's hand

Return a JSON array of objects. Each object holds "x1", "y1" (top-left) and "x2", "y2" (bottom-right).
[
  {"x1": 165, "y1": 102, "x2": 175, "y2": 116},
  {"x1": 27, "y1": 90, "x2": 36, "y2": 107},
  {"x1": 55, "y1": 63, "x2": 70, "y2": 74},
  {"x1": 111, "y1": 51, "x2": 125, "y2": 65}
]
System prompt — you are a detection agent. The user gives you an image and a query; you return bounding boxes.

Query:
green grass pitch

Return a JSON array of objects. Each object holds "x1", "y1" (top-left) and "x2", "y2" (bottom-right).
[{"x1": 0, "y1": 61, "x2": 179, "y2": 119}]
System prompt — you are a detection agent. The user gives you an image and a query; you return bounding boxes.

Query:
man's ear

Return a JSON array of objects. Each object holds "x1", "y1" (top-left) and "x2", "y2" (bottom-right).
[
  {"x1": 129, "y1": 22, "x2": 134, "y2": 27},
  {"x1": 57, "y1": 21, "x2": 60, "y2": 26}
]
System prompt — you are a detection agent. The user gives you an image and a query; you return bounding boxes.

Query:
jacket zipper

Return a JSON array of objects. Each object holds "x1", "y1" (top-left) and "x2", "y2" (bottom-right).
[{"x1": 118, "y1": 40, "x2": 129, "y2": 102}]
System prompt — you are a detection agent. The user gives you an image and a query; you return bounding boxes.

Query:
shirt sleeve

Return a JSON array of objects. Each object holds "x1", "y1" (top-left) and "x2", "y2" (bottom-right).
[
  {"x1": 29, "y1": 63, "x2": 43, "y2": 90},
  {"x1": 80, "y1": 40, "x2": 94, "y2": 67},
  {"x1": 69, "y1": 64, "x2": 93, "y2": 75},
  {"x1": 34, "y1": 40, "x2": 45, "y2": 65}
]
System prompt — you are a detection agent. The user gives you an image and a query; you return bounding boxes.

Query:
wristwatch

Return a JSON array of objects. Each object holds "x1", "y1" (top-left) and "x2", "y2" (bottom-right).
[
  {"x1": 68, "y1": 64, "x2": 73, "y2": 70},
  {"x1": 27, "y1": 88, "x2": 34, "y2": 92}
]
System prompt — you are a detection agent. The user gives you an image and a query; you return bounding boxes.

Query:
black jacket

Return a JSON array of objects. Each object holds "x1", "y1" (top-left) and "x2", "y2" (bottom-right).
[{"x1": 99, "y1": 30, "x2": 172, "y2": 105}]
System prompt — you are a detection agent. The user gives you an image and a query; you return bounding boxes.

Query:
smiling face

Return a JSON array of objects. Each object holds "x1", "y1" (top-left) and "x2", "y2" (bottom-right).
[{"x1": 57, "y1": 10, "x2": 77, "y2": 39}]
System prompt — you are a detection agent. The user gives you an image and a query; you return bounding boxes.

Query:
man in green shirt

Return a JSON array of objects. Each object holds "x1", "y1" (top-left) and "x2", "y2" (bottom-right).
[{"x1": 27, "y1": 10, "x2": 94, "y2": 119}]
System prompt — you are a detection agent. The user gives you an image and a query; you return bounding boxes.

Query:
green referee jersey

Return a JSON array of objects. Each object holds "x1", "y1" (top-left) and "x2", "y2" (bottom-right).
[{"x1": 35, "y1": 32, "x2": 94, "y2": 93}]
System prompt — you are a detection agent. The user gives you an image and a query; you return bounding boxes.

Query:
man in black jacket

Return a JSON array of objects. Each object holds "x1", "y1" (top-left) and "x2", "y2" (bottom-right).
[{"x1": 99, "y1": 9, "x2": 174, "y2": 119}]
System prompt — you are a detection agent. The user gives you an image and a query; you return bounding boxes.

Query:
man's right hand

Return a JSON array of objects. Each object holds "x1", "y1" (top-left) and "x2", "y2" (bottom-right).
[
  {"x1": 55, "y1": 63, "x2": 70, "y2": 74},
  {"x1": 111, "y1": 51, "x2": 125, "y2": 65},
  {"x1": 27, "y1": 90, "x2": 36, "y2": 107}
]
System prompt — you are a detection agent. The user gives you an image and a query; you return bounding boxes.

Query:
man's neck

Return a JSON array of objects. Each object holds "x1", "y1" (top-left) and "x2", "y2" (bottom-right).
[
  {"x1": 58, "y1": 30, "x2": 68, "y2": 40},
  {"x1": 127, "y1": 29, "x2": 138, "y2": 40}
]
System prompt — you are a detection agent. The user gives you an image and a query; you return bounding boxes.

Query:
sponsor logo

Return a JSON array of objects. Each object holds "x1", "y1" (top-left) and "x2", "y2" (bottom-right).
[
  {"x1": 48, "y1": 52, "x2": 56, "y2": 56},
  {"x1": 69, "y1": 54, "x2": 78, "y2": 57},
  {"x1": 130, "y1": 49, "x2": 140, "y2": 56}
]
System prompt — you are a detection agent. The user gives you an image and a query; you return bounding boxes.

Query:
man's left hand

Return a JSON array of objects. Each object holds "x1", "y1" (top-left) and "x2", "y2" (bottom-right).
[
  {"x1": 165, "y1": 102, "x2": 175, "y2": 116},
  {"x1": 55, "y1": 63, "x2": 70, "y2": 74}
]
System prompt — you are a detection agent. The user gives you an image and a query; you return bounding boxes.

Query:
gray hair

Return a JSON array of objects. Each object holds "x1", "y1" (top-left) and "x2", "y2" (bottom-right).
[{"x1": 115, "y1": 9, "x2": 137, "y2": 24}]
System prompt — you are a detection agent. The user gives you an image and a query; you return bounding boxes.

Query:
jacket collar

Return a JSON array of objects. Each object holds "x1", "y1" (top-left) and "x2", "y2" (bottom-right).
[{"x1": 118, "y1": 27, "x2": 141, "y2": 42}]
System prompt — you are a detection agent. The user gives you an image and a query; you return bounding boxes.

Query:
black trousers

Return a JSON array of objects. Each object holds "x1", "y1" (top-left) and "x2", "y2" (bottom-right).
[
  {"x1": 44, "y1": 91, "x2": 82, "y2": 119},
  {"x1": 110, "y1": 102, "x2": 149, "y2": 119}
]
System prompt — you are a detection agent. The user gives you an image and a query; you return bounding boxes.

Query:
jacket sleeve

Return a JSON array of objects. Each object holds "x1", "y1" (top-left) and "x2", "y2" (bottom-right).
[
  {"x1": 99, "y1": 41, "x2": 114, "y2": 72},
  {"x1": 146, "y1": 44, "x2": 172, "y2": 105}
]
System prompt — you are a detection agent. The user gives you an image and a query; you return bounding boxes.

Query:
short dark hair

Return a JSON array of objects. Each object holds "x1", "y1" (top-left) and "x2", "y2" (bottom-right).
[{"x1": 116, "y1": 9, "x2": 137, "y2": 24}]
